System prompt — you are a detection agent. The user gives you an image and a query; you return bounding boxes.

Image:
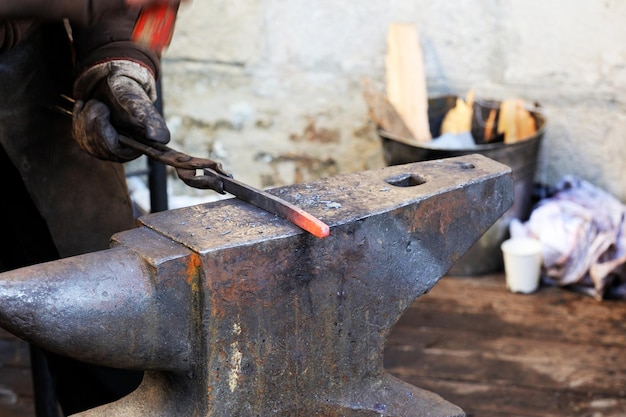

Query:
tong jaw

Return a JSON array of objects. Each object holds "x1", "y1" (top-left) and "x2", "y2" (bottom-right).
[{"x1": 175, "y1": 167, "x2": 227, "y2": 194}]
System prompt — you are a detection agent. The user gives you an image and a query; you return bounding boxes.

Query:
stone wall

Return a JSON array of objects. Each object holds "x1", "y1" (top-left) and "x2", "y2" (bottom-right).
[{"x1": 152, "y1": 0, "x2": 626, "y2": 208}]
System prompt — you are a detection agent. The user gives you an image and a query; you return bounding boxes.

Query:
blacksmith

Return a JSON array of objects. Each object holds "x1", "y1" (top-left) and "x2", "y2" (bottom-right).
[{"x1": 0, "y1": 1, "x2": 180, "y2": 415}]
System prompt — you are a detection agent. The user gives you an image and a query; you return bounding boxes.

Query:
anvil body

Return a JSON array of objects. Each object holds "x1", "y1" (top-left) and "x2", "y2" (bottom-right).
[{"x1": 0, "y1": 154, "x2": 513, "y2": 416}]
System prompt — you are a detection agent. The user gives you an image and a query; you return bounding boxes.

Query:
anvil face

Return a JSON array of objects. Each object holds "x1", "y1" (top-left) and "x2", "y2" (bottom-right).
[{"x1": 0, "y1": 155, "x2": 513, "y2": 417}]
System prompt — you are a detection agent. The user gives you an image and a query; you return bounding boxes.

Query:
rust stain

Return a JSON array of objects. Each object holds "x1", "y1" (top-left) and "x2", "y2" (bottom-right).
[
  {"x1": 186, "y1": 253, "x2": 202, "y2": 286},
  {"x1": 289, "y1": 119, "x2": 340, "y2": 144},
  {"x1": 403, "y1": 188, "x2": 470, "y2": 240}
]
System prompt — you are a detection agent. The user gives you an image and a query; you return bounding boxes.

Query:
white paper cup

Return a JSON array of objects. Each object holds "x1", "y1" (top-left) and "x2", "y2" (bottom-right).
[{"x1": 501, "y1": 238, "x2": 543, "y2": 294}]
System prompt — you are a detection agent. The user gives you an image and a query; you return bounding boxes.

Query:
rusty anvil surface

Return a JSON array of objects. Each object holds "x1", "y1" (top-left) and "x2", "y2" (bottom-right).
[{"x1": 0, "y1": 154, "x2": 512, "y2": 417}]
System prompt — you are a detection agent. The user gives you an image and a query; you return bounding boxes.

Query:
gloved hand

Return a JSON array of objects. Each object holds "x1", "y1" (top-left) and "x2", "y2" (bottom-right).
[{"x1": 72, "y1": 60, "x2": 170, "y2": 162}]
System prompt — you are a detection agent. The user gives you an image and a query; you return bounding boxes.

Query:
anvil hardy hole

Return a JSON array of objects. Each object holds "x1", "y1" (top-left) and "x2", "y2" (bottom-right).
[
  {"x1": 456, "y1": 162, "x2": 476, "y2": 170},
  {"x1": 385, "y1": 173, "x2": 426, "y2": 187}
]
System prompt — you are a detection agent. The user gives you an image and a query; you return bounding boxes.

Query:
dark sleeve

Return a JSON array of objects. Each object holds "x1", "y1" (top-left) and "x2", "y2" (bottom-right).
[
  {"x1": 0, "y1": 19, "x2": 36, "y2": 53},
  {"x1": 71, "y1": 8, "x2": 161, "y2": 79},
  {"x1": 0, "y1": 0, "x2": 125, "y2": 26}
]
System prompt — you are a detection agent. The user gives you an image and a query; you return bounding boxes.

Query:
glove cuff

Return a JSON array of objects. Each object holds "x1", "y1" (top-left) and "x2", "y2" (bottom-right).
[{"x1": 74, "y1": 60, "x2": 157, "y2": 102}]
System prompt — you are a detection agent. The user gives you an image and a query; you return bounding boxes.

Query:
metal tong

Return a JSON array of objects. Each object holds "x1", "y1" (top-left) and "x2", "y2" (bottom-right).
[
  {"x1": 120, "y1": 136, "x2": 329, "y2": 237},
  {"x1": 55, "y1": 95, "x2": 330, "y2": 238},
  {"x1": 118, "y1": 135, "x2": 230, "y2": 193}
]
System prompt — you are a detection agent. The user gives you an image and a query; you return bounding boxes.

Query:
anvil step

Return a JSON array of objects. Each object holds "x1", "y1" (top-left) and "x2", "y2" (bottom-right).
[{"x1": 0, "y1": 154, "x2": 513, "y2": 416}]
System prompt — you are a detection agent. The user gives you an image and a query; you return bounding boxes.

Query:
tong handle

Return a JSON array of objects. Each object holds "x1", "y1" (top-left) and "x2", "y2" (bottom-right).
[{"x1": 118, "y1": 135, "x2": 225, "y2": 172}]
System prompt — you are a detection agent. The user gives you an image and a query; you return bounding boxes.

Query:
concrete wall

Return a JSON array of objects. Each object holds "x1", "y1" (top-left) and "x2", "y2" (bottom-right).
[{"x1": 154, "y1": 0, "x2": 626, "y2": 208}]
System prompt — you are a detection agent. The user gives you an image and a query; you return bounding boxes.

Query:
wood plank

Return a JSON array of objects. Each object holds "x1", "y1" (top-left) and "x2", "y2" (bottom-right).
[
  {"x1": 396, "y1": 377, "x2": 626, "y2": 417},
  {"x1": 385, "y1": 23, "x2": 431, "y2": 142},
  {"x1": 386, "y1": 329, "x2": 626, "y2": 393},
  {"x1": 498, "y1": 99, "x2": 537, "y2": 144},
  {"x1": 397, "y1": 288, "x2": 626, "y2": 346},
  {"x1": 0, "y1": 367, "x2": 33, "y2": 397},
  {"x1": 361, "y1": 76, "x2": 415, "y2": 139},
  {"x1": 441, "y1": 90, "x2": 474, "y2": 135},
  {"x1": 385, "y1": 273, "x2": 626, "y2": 417},
  {"x1": 419, "y1": 275, "x2": 626, "y2": 323},
  {"x1": 0, "y1": 336, "x2": 31, "y2": 368},
  {"x1": 0, "y1": 329, "x2": 35, "y2": 417},
  {"x1": 0, "y1": 397, "x2": 35, "y2": 417},
  {"x1": 0, "y1": 367, "x2": 34, "y2": 417}
]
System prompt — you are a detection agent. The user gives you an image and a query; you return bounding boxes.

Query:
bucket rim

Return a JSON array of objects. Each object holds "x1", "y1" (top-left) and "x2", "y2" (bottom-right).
[{"x1": 378, "y1": 97, "x2": 548, "y2": 152}]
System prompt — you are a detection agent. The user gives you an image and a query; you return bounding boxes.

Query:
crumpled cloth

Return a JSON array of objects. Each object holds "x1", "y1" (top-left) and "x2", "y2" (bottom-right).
[{"x1": 510, "y1": 176, "x2": 626, "y2": 300}]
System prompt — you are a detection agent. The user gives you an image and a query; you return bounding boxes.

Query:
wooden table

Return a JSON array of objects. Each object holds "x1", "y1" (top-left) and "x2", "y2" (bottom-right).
[{"x1": 1, "y1": 273, "x2": 626, "y2": 416}]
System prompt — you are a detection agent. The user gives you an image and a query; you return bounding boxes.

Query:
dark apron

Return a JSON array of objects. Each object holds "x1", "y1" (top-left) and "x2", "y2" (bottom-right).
[
  {"x1": 0, "y1": 23, "x2": 142, "y2": 416},
  {"x1": 0, "y1": 23, "x2": 136, "y2": 260}
]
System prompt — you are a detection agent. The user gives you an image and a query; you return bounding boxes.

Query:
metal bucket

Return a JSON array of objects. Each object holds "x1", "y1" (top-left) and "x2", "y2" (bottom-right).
[{"x1": 379, "y1": 96, "x2": 547, "y2": 275}]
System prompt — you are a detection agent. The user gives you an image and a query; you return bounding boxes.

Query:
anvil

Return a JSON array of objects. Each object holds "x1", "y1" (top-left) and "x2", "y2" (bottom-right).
[{"x1": 0, "y1": 154, "x2": 512, "y2": 416}]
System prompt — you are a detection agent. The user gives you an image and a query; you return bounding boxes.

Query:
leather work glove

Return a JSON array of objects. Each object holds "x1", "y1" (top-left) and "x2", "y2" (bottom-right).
[{"x1": 72, "y1": 60, "x2": 170, "y2": 162}]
